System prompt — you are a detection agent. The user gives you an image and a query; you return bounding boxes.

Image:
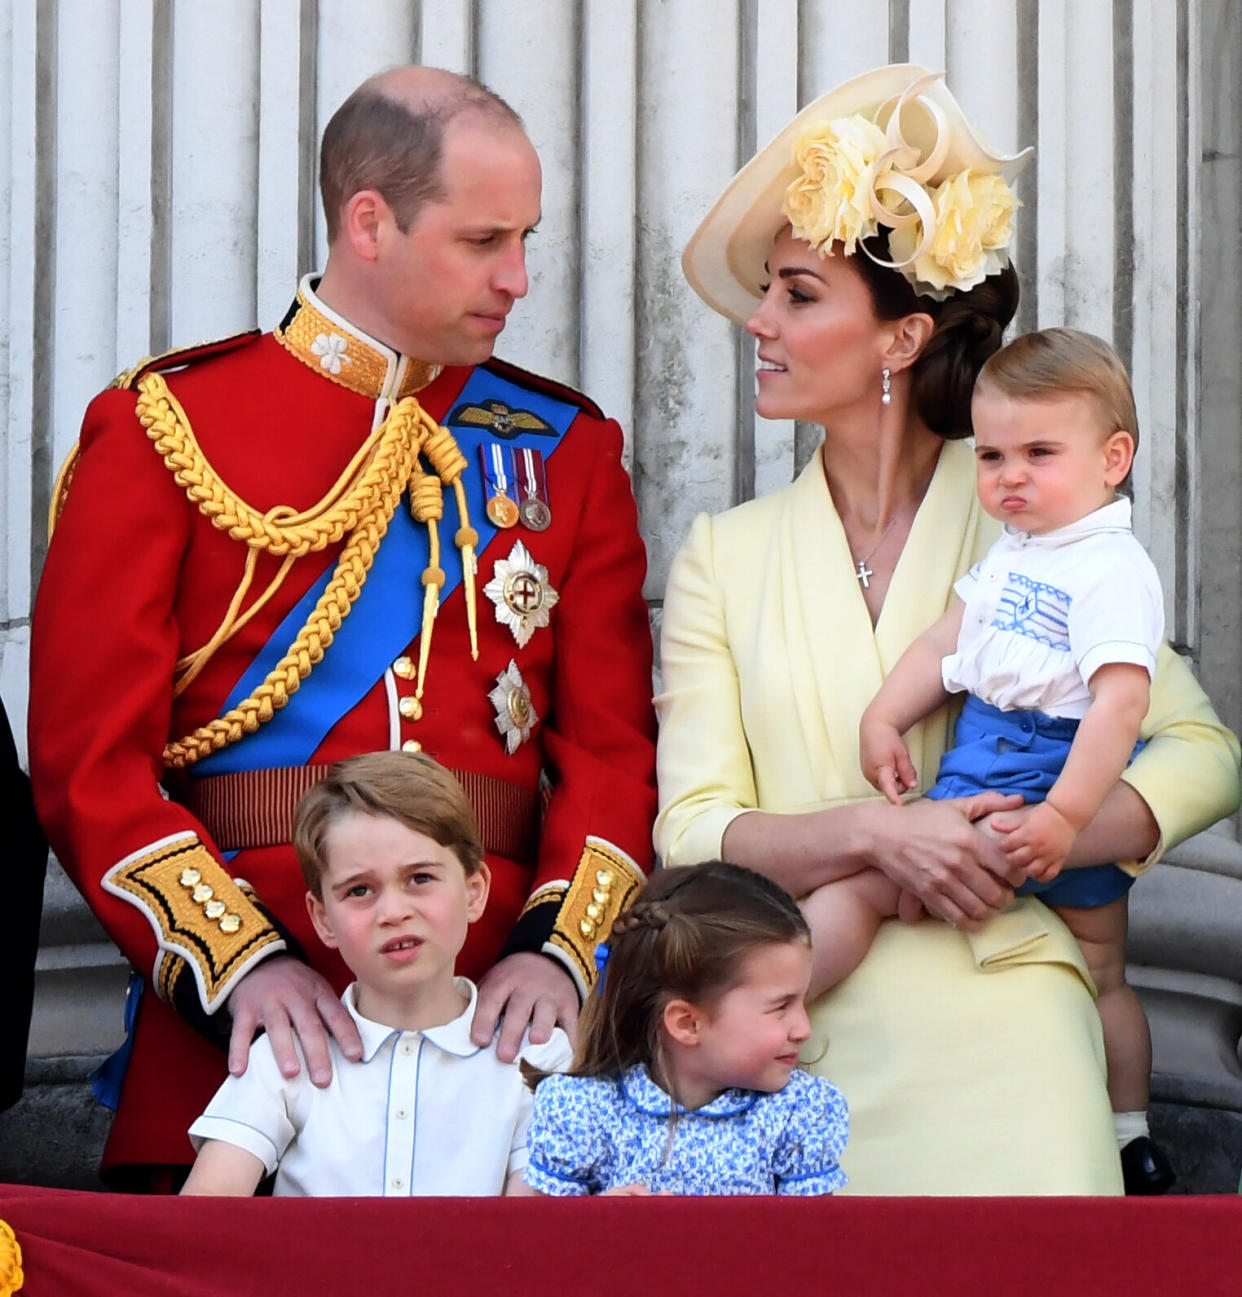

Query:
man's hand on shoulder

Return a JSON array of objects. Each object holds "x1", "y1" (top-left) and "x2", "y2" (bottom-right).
[
  {"x1": 227, "y1": 955, "x2": 362, "y2": 1087},
  {"x1": 471, "y1": 952, "x2": 579, "y2": 1063}
]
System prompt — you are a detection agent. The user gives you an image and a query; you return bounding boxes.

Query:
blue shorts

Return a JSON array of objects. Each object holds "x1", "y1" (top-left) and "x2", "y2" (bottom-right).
[{"x1": 925, "y1": 695, "x2": 1141, "y2": 909}]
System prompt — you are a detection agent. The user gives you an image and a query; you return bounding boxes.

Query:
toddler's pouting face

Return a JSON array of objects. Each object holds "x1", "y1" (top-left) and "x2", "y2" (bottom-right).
[{"x1": 970, "y1": 388, "x2": 1134, "y2": 535}]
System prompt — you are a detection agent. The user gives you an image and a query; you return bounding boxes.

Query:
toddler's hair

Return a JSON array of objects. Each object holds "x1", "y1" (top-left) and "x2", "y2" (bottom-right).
[
  {"x1": 975, "y1": 326, "x2": 1139, "y2": 454},
  {"x1": 532, "y1": 861, "x2": 808, "y2": 1088},
  {"x1": 293, "y1": 750, "x2": 484, "y2": 897}
]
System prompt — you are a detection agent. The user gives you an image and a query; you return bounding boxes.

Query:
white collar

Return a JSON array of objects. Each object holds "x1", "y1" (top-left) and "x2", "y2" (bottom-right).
[
  {"x1": 1003, "y1": 497, "x2": 1132, "y2": 549},
  {"x1": 342, "y1": 977, "x2": 482, "y2": 1062}
]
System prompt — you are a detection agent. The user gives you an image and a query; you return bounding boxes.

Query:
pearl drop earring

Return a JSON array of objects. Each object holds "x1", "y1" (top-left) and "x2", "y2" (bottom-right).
[{"x1": 881, "y1": 367, "x2": 892, "y2": 405}]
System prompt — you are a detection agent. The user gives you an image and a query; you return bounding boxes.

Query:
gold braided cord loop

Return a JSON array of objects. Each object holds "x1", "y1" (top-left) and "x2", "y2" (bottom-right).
[
  {"x1": 147, "y1": 384, "x2": 480, "y2": 770},
  {"x1": 137, "y1": 373, "x2": 399, "y2": 558}
]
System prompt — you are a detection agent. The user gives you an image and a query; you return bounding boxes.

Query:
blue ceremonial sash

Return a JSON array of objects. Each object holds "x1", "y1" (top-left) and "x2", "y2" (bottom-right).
[{"x1": 193, "y1": 367, "x2": 580, "y2": 776}]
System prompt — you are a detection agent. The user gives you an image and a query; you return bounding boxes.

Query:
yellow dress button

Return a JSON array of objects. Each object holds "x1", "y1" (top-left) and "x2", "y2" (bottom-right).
[
  {"x1": 392, "y1": 656, "x2": 415, "y2": 680},
  {"x1": 401, "y1": 739, "x2": 422, "y2": 753},
  {"x1": 399, "y1": 695, "x2": 423, "y2": 721}
]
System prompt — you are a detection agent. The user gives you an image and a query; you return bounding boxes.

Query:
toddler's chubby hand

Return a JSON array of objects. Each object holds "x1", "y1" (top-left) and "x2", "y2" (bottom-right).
[
  {"x1": 995, "y1": 801, "x2": 1076, "y2": 882},
  {"x1": 859, "y1": 719, "x2": 918, "y2": 805}
]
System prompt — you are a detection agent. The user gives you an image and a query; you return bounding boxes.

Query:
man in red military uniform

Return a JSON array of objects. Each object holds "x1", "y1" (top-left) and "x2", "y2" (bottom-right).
[{"x1": 29, "y1": 66, "x2": 656, "y2": 1184}]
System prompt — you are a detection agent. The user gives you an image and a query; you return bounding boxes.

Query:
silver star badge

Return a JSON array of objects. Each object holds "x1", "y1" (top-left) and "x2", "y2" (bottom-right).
[
  {"x1": 489, "y1": 659, "x2": 539, "y2": 754},
  {"x1": 483, "y1": 539, "x2": 559, "y2": 648}
]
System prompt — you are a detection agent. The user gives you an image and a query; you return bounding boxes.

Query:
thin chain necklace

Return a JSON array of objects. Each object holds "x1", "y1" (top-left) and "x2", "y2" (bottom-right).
[{"x1": 850, "y1": 514, "x2": 900, "y2": 589}]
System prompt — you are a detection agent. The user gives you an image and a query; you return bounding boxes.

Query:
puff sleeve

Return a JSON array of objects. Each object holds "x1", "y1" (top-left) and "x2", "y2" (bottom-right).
[
  {"x1": 522, "y1": 1074, "x2": 611, "y2": 1196},
  {"x1": 771, "y1": 1071, "x2": 849, "y2": 1196}
]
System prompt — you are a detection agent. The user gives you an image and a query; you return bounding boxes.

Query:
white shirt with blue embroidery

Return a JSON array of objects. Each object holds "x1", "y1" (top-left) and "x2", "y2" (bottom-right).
[
  {"x1": 522, "y1": 1064, "x2": 848, "y2": 1196},
  {"x1": 188, "y1": 978, "x2": 572, "y2": 1196},
  {"x1": 942, "y1": 498, "x2": 1164, "y2": 719}
]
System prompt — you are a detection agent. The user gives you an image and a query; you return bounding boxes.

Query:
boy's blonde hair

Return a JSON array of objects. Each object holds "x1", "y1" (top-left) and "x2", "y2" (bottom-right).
[
  {"x1": 975, "y1": 327, "x2": 1139, "y2": 454},
  {"x1": 293, "y1": 751, "x2": 484, "y2": 897}
]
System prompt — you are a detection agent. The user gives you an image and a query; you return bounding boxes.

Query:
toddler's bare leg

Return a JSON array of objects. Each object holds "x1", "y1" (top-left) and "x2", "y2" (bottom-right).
[
  {"x1": 800, "y1": 870, "x2": 902, "y2": 1001},
  {"x1": 1053, "y1": 896, "x2": 1150, "y2": 1112}
]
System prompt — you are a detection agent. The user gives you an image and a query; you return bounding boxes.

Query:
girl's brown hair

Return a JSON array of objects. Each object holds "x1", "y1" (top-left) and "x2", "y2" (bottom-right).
[{"x1": 529, "y1": 861, "x2": 809, "y2": 1091}]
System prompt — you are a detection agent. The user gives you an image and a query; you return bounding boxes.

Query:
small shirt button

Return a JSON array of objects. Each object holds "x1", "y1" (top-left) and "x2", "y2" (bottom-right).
[
  {"x1": 390, "y1": 1177, "x2": 404, "y2": 1191},
  {"x1": 395, "y1": 1108, "x2": 409, "y2": 1121},
  {"x1": 400, "y1": 1041, "x2": 415, "y2": 1056}
]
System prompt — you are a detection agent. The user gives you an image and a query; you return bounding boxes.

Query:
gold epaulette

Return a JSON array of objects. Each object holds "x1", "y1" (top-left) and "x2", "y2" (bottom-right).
[{"x1": 48, "y1": 331, "x2": 261, "y2": 540}]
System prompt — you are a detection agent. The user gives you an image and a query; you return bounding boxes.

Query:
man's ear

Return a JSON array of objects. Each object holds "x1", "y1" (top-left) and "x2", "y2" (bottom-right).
[
  {"x1": 884, "y1": 311, "x2": 936, "y2": 374},
  {"x1": 662, "y1": 998, "x2": 702, "y2": 1047},
  {"x1": 1103, "y1": 429, "x2": 1136, "y2": 486},
  {"x1": 339, "y1": 189, "x2": 389, "y2": 262},
  {"x1": 306, "y1": 890, "x2": 338, "y2": 950}
]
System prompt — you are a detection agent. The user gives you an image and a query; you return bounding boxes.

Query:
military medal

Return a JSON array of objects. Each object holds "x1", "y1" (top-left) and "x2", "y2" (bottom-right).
[
  {"x1": 515, "y1": 446, "x2": 552, "y2": 532},
  {"x1": 488, "y1": 659, "x2": 539, "y2": 753},
  {"x1": 483, "y1": 539, "x2": 559, "y2": 648},
  {"x1": 480, "y1": 444, "x2": 519, "y2": 528}
]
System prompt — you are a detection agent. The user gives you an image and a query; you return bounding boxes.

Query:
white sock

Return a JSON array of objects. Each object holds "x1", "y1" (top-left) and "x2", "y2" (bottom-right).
[{"x1": 1114, "y1": 1110, "x2": 1149, "y2": 1148}]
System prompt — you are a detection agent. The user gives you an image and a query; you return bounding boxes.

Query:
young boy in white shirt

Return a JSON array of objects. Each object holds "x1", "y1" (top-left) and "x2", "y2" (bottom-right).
[{"x1": 181, "y1": 750, "x2": 572, "y2": 1197}]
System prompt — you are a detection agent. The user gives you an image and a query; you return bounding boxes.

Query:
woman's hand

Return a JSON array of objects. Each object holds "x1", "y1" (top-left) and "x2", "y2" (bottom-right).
[{"x1": 862, "y1": 792, "x2": 1027, "y2": 930}]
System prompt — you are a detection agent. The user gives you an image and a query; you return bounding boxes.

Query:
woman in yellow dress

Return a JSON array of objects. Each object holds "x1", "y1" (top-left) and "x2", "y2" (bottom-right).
[{"x1": 656, "y1": 65, "x2": 1240, "y2": 1194}]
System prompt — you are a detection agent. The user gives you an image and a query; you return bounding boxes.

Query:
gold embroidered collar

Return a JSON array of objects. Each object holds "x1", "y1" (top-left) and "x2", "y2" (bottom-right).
[{"x1": 275, "y1": 276, "x2": 443, "y2": 401}]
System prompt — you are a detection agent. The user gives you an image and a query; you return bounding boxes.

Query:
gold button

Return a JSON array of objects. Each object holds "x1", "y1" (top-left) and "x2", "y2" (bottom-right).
[
  {"x1": 192, "y1": 883, "x2": 213, "y2": 903},
  {"x1": 179, "y1": 868, "x2": 202, "y2": 887},
  {"x1": 592, "y1": 888, "x2": 608, "y2": 904},
  {"x1": 392, "y1": 656, "x2": 415, "y2": 680},
  {"x1": 586, "y1": 903, "x2": 602, "y2": 921},
  {"x1": 401, "y1": 739, "x2": 422, "y2": 753},
  {"x1": 596, "y1": 870, "x2": 613, "y2": 887},
  {"x1": 204, "y1": 899, "x2": 226, "y2": 919},
  {"x1": 398, "y1": 695, "x2": 422, "y2": 721},
  {"x1": 579, "y1": 918, "x2": 594, "y2": 937},
  {"x1": 219, "y1": 914, "x2": 242, "y2": 934}
]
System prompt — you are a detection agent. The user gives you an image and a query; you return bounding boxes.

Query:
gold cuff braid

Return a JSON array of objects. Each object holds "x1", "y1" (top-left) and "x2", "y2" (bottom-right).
[
  {"x1": 546, "y1": 837, "x2": 645, "y2": 998},
  {"x1": 102, "y1": 833, "x2": 285, "y2": 1013}
]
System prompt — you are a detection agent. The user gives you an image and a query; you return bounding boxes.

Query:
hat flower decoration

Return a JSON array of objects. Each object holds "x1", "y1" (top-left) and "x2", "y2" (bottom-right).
[
  {"x1": 782, "y1": 72, "x2": 1020, "y2": 300},
  {"x1": 682, "y1": 64, "x2": 1033, "y2": 320}
]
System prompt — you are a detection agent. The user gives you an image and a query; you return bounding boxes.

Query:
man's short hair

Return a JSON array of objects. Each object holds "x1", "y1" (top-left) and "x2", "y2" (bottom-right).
[
  {"x1": 293, "y1": 751, "x2": 485, "y2": 897},
  {"x1": 319, "y1": 72, "x2": 522, "y2": 241}
]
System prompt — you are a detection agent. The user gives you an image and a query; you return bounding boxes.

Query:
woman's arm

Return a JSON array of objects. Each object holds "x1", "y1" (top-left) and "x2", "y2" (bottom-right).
[{"x1": 656, "y1": 515, "x2": 1023, "y2": 928}]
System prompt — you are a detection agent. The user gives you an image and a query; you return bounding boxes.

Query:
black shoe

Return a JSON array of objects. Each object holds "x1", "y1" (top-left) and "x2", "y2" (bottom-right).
[{"x1": 1120, "y1": 1136, "x2": 1176, "y2": 1195}]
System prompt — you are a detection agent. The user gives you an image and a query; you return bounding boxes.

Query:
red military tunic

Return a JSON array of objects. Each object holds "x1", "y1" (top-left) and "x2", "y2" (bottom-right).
[{"x1": 29, "y1": 280, "x2": 657, "y2": 1178}]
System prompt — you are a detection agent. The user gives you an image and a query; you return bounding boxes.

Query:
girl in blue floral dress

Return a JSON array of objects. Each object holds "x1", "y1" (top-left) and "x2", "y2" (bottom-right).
[{"x1": 521, "y1": 862, "x2": 848, "y2": 1196}]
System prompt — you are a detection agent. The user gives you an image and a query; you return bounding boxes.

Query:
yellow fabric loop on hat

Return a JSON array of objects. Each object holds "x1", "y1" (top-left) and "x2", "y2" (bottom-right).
[
  {"x1": 865, "y1": 172, "x2": 939, "y2": 270},
  {"x1": 0, "y1": 1218, "x2": 23, "y2": 1296},
  {"x1": 880, "y1": 73, "x2": 951, "y2": 183}
]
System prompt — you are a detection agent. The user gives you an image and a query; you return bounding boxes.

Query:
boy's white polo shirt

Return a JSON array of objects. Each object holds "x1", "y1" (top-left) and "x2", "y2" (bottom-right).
[{"x1": 189, "y1": 978, "x2": 572, "y2": 1197}]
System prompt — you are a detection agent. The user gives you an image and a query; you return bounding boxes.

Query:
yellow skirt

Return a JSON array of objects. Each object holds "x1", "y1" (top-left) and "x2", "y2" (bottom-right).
[{"x1": 803, "y1": 899, "x2": 1123, "y2": 1195}]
